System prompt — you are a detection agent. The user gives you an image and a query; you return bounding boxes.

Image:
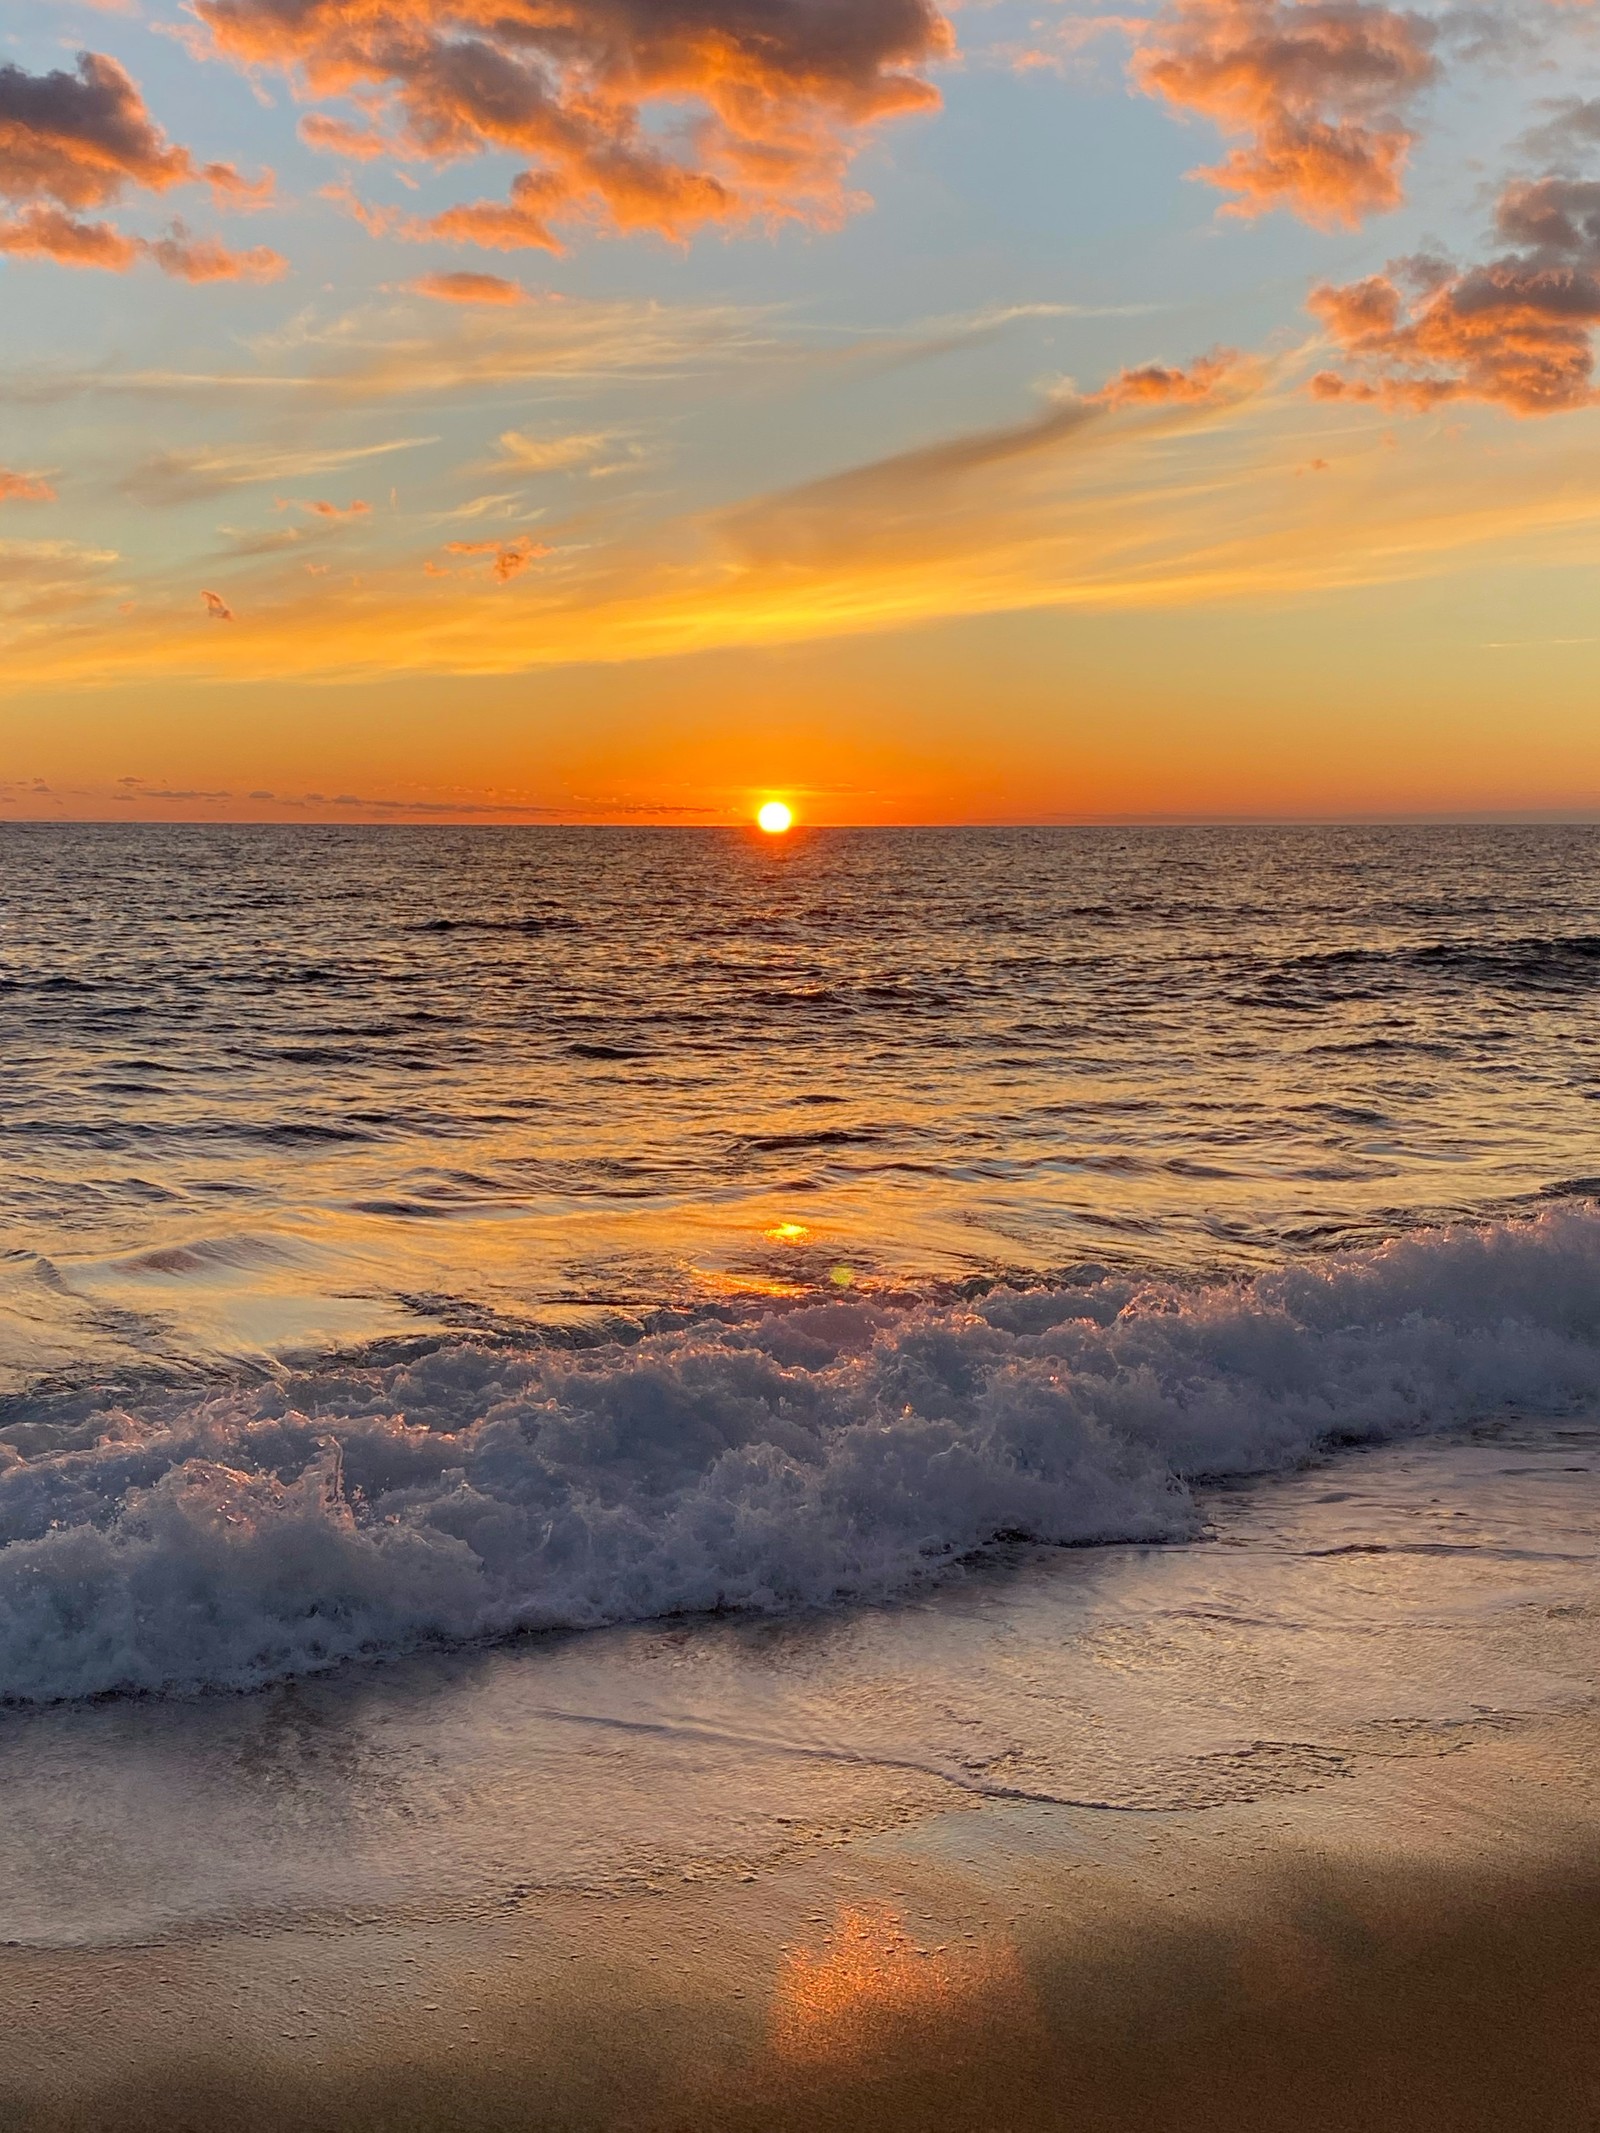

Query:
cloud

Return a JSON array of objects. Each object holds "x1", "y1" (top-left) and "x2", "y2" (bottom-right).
[
  {"x1": 302, "y1": 498, "x2": 372, "y2": 518},
  {"x1": 410, "y1": 269, "x2": 530, "y2": 304},
  {"x1": 712, "y1": 388, "x2": 1108, "y2": 574},
  {"x1": 1131, "y1": 0, "x2": 1436, "y2": 227},
  {"x1": 0, "y1": 51, "x2": 191, "y2": 209},
  {"x1": 0, "y1": 535, "x2": 122, "y2": 633},
  {"x1": 121, "y1": 435, "x2": 435, "y2": 503},
  {"x1": 1095, "y1": 347, "x2": 1249, "y2": 404},
  {"x1": 201, "y1": 589, "x2": 233, "y2": 618},
  {"x1": 494, "y1": 427, "x2": 616, "y2": 473},
  {"x1": 1520, "y1": 98, "x2": 1600, "y2": 168},
  {"x1": 0, "y1": 205, "x2": 140, "y2": 268},
  {"x1": 10, "y1": 350, "x2": 1598, "y2": 694},
  {"x1": 144, "y1": 223, "x2": 286, "y2": 282},
  {"x1": 0, "y1": 51, "x2": 273, "y2": 272},
  {"x1": 442, "y1": 533, "x2": 551, "y2": 579},
  {"x1": 0, "y1": 468, "x2": 57, "y2": 503},
  {"x1": 1309, "y1": 172, "x2": 1600, "y2": 413},
  {"x1": 116, "y1": 782, "x2": 234, "y2": 799},
  {"x1": 193, "y1": 0, "x2": 953, "y2": 249},
  {"x1": 0, "y1": 289, "x2": 1036, "y2": 405},
  {"x1": 299, "y1": 112, "x2": 389, "y2": 161},
  {"x1": 0, "y1": 536, "x2": 116, "y2": 577}
]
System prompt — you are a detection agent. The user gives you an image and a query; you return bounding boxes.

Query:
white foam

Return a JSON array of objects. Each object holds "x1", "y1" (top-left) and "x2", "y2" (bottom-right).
[{"x1": 5, "y1": 1208, "x2": 1600, "y2": 1703}]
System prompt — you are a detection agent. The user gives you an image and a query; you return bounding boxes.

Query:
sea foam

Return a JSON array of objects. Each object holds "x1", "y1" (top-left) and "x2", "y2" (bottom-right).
[{"x1": 4, "y1": 1208, "x2": 1600, "y2": 1704}]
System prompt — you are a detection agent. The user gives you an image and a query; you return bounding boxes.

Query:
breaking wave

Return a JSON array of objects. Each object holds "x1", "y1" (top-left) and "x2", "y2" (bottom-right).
[{"x1": 6, "y1": 1208, "x2": 1600, "y2": 1704}]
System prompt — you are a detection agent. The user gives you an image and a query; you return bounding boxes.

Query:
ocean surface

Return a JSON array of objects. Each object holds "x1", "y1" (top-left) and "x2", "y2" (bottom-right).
[{"x1": 4, "y1": 821, "x2": 1600, "y2": 1707}]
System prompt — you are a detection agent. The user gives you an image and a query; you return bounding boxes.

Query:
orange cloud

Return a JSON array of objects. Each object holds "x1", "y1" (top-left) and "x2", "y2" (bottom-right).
[
  {"x1": 145, "y1": 223, "x2": 286, "y2": 282},
  {"x1": 1132, "y1": 0, "x2": 1435, "y2": 228},
  {"x1": 0, "y1": 468, "x2": 56, "y2": 503},
  {"x1": 0, "y1": 51, "x2": 191, "y2": 208},
  {"x1": 201, "y1": 588, "x2": 233, "y2": 619},
  {"x1": 442, "y1": 533, "x2": 551, "y2": 579},
  {"x1": 0, "y1": 51, "x2": 276, "y2": 272},
  {"x1": 411, "y1": 269, "x2": 530, "y2": 304},
  {"x1": 0, "y1": 205, "x2": 140, "y2": 268},
  {"x1": 304, "y1": 499, "x2": 372, "y2": 518},
  {"x1": 193, "y1": 0, "x2": 953, "y2": 248},
  {"x1": 299, "y1": 112, "x2": 390, "y2": 161},
  {"x1": 1096, "y1": 346, "x2": 1246, "y2": 403},
  {"x1": 1310, "y1": 174, "x2": 1600, "y2": 413}
]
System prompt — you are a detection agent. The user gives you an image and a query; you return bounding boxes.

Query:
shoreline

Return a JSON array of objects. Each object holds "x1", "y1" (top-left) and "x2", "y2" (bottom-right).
[{"x1": 6, "y1": 1417, "x2": 1600, "y2": 2131}]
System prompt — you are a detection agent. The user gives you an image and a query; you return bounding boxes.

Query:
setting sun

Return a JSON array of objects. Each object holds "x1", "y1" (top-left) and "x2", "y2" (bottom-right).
[{"x1": 757, "y1": 802, "x2": 794, "y2": 834}]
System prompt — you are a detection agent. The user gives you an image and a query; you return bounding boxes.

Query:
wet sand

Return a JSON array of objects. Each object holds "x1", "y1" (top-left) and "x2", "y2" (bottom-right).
[
  {"x1": 7, "y1": 1723, "x2": 1600, "y2": 2133},
  {"x1": 6, "y1": 1424, "x2": 1600, "y2": 2131}
]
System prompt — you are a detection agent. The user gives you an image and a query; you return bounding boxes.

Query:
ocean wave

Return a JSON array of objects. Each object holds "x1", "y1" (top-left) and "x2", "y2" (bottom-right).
[{"x1": 4, "y1": 1208, "x2": 1600, "y2": 1704}]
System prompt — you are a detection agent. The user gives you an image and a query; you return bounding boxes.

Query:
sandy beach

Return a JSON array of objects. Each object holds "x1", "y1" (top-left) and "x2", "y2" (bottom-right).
[{"x1": 6, "y1": 1419, "x2": 1600, "y2": 2132}]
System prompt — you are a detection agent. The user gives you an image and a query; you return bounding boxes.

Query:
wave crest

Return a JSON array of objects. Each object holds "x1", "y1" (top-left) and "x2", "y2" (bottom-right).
[{"x1": 5, "y1": 1208, "x2": 1600, "y2": 1703}]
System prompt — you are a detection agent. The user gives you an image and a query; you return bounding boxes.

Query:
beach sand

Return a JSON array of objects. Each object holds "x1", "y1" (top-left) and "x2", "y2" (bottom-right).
[{"x1": 6, "y1": 1424, "x2": 1600, "y2": 2131}]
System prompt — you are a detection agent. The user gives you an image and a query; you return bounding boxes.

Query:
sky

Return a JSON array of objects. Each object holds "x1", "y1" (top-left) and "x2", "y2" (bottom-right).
[{"x1": 2, "y1": 0, "x2": 1600, "y2": 822}]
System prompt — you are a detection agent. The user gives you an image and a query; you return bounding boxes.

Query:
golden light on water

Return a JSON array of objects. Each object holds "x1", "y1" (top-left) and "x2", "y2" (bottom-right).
[{"x1": 757, "y1": 801, "x2": 794, "y2": 834}]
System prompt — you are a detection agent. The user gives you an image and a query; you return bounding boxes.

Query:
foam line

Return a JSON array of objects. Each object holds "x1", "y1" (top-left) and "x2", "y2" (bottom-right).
[{"x1": 4, "y1": 1208, "x2": 1600, "y2": 1703}]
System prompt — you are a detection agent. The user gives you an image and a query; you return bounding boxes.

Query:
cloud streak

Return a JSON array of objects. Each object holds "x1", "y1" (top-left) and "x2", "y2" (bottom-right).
[{"x1": 121, "y1": 436, "x2": 436, "y2": 503}]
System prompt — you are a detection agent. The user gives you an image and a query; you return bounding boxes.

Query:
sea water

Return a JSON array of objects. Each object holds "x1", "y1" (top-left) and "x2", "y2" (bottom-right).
[{"x1": 3, "y1": 822, "x2": 1600, "y2": 1707}]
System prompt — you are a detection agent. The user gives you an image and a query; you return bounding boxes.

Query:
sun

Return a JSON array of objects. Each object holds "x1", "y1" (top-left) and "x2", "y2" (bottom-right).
[{"x1": 757, "y1": 801, "x2": 794, "y2": 834}]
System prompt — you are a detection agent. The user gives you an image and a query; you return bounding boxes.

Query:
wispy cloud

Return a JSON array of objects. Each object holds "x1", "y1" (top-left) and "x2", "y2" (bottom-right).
[
  {"x1": 121, "y1": 436, "x2": 436, "y2": 504},
  {"x1": 493, "y1": 428, "x2": 620, "y2": 475}
]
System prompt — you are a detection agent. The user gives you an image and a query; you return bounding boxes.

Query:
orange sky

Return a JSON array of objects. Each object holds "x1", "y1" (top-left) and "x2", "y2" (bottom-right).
[{"x1": 3, "y1": 0, "x2": 1599, "y2": 820}]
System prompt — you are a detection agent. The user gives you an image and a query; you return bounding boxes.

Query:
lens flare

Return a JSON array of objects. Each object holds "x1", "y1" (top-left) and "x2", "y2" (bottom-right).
[{"x1": 757, "y1": 801, "x2": 794, "y2": 833}]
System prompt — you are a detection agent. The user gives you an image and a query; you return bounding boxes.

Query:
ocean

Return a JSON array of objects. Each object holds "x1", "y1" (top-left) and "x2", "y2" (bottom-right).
[{"x1": 3, "y1": 821, "x2": 1600, "y2": 1708}]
